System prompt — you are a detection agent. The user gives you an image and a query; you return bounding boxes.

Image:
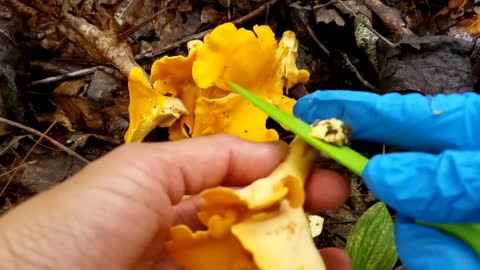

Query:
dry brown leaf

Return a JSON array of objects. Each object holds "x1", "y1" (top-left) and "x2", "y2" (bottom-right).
[
  {"x1": 432, "y1": 0, "x2": 468, "y2": 32},
  {"x1": 435, "y1": 0, "x2": 467, "y2": 16},
  {"x1": 178, "y1": 0, "x2": 192, "y2": 12},
  {"x1": 457, "y1": 15, "x2": 480, "y2": 35},
  {"x1": 57, "y1": 14, "x2": 138, "y2": 77},
  {"x1": 315, "y1": 7, "x2": 345, "y2": 26},
  {"x1": 153, "y1": 8, "x2": 184, "y2": 47},
  {"x1": 364, "y1": 0, "x2": 414, "y2": 37},
  {"x1": 100, "y1": 98, "x2": 130, "y2": 137},
  {"x1": 55, "y1": 96, "x2": 104, "y2": 131},
  {"x1": 52, "y1": 80, "x2": 87, "y2": 96},
  {"x1": 18, "y1": 150, "x2": 84, "y2": 193},
  {"x1": 449, "y1": 0, "x2": 467, "y2": 10},
  {"x1": 86, "y1": 70, "x2": 123, "y2": 101},
  {"x1": 201, "y1": 5, "x2": 225, "y2": 24}
]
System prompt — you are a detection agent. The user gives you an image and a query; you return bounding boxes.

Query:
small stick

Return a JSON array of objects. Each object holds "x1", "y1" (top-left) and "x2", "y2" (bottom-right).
[
  {"x1": 295, "y1": 9, "x2": 331, "y2": 56},
  {"x1": 313, "y1": 0, "x2": 338, "y2": 9},
  {"x1": 232, "y1": 0, "x2": 278, "y2": 25},
  {"x1": 338, "y1": 52, "x2": 376, "y2": 91},
  {"x1": 0, "y1": 117, "x2": 90, "y2": 164},
  {"x1": 30, "y1": 66, "x2": 103, "y2": 85},
  {"x1": 136, "y1": 29, "x2": 212, "y2": 59},
  {"x1": 0, "y1": 121, "x2": 56, "y2": 197},
  {"x1": 118, "y1": 5, "x2": 173, "y2": 40}
]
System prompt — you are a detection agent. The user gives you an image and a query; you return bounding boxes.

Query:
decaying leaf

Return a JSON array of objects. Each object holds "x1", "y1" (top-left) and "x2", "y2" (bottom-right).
[
  {"x1": 166, "y1": 137, "x2": 326, "y2": 270},
  {"x1": 363, "y1": 0, "x2": 414, "y2": 38},
  {"x1": 377, "y1": 35, "x2": 474, "y2": 94},
  {"x1": 346, "y1": 202, "x2": 398, "y2": 270},
  {"x1": 37, "y1": 79, "x2": 131, "y2": 137},
  {"x1": 431, "y1": 0, "x2": 472, "y2": 33},
  {"x1": 0, "y1": 1, "x2": 30, "y2": 134},
  {"x1": 18, "y1": 150, "x2": 84, "y2": 193},
  {"x1": 315, "y1": 6, "x2": 345, "y2": 26},
  {"x1": 126, "y1": 23, "x2": 310, "y2": 143},
  {"x1": 86, "y1": 69, "x2": 123, "y2": 102},
  {"x1": 435, "y1": 0, "x2": 468, "y2": 17},
  {"x1": 152, "y1": 4, "x2": 185, "y2": 48},
  {"x1": 201, "y1": 4, "x2": 225, "y2": 24}
]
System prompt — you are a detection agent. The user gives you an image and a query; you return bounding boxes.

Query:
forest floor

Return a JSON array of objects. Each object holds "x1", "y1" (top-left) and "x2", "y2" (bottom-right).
[{"x1": 0, "y1": 0, "x2": 479, "y2": 254}]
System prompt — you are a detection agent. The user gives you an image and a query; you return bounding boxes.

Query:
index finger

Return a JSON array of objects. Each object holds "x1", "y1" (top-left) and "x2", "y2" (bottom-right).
[
  {"x1": 93, "y1": 134, "x2": 289, "y2": 205},
  {"x1": 293, "y1": 90, "x2": 480, "y2": 153}
]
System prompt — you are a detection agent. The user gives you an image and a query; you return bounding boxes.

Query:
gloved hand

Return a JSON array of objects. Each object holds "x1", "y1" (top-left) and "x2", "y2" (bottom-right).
[{"x1": 293, "y1": 90, "x2": 480, "y2": 269}]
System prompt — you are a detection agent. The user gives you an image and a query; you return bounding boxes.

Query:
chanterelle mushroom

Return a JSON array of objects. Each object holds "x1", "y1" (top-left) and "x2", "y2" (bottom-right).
[{"x1": 165, "y1": 137, "x2": 326, "y2": 270}]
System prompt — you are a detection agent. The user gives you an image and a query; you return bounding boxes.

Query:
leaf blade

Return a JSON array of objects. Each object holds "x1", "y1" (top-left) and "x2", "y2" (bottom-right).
[{"x1": 346, "y1": 202, "x2": 398, "y2": 270}]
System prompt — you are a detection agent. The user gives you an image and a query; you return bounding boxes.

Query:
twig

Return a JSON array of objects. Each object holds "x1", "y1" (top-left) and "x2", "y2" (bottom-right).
[
  {"x1": 233, "y1": 0, "x2": 278, "y2": 25},
  {"x1": 136, "y1": 0, "x2": 280, "y2": 60},
  {"x1": 136, "y1": 29, "x2": 212, "y2": 60},
  {"x1": 0, "y1": 122, "x2": 56, "y2": 197},
  {"x1": 334, "y1": 0, "x2": 398, "y2": 48},
  {"x1": 313, "y1": 0, "x2": 338, "y2": 9},
  {"x1": 295, "y1": 9, "x2": 331, "y2": 56},
  {"x1": 227, "y1": 0, "x2": 231, "y2": 20},
  {"x1": 290, "y1": 0, "x2": 337, "y2": 10},
  {"x1": 289, "y1": 3, "x2": 311, "y2": 11},
  {"x1": 0, "y1": 117, "x2": 90, "y2": 164},
  {"x1": 338, "y1": 52, "x2": 376, "y2": 91},
  {"x1": 325, "y1": 220, "x2": 357, "y2": 224},
  {"x1": 364, "y1": 0, "x2": 414, "y2": 37},
  {"x1": 0, "y1": 161, "x2": 37, "y2": 180},
  {"x1": 118, "y1": 5, "x2": 174, "y2": 40},
  {"x1": 30, "y1": 66, "x2": 104, "y2": 85}
]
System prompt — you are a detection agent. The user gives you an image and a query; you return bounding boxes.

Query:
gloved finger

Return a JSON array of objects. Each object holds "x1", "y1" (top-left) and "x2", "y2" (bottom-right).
[
  {"x1": 395, "y1": 215, "x2": 480, "y2": 270},
  {"x1": 362, "y1": 150, "x2": 480, "y2": 223},
  {"x1": 293, "y1": 90, "x2": 480, "y2": 152}
]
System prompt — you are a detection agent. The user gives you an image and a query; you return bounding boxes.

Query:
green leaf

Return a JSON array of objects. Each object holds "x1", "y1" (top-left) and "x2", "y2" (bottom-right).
[{"x1": 346, "y1": 202, "x2": 398, "y2": 270}]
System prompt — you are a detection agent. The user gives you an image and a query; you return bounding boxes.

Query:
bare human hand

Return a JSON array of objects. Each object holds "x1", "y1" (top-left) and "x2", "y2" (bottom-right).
[{"x1": 0, "y1": 134, "x2": 352, "y2": 270}]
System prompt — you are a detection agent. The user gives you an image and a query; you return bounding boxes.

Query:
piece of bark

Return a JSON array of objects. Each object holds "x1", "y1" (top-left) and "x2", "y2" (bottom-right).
[{"x1": 57, "y1": 14, "x2": 138, "y2": 77}]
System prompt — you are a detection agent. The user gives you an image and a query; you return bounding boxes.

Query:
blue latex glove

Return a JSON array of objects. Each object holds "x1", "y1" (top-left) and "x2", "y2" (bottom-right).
[{"x1": 293, "y1": 90, "x2": 480, "y2": 269}]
